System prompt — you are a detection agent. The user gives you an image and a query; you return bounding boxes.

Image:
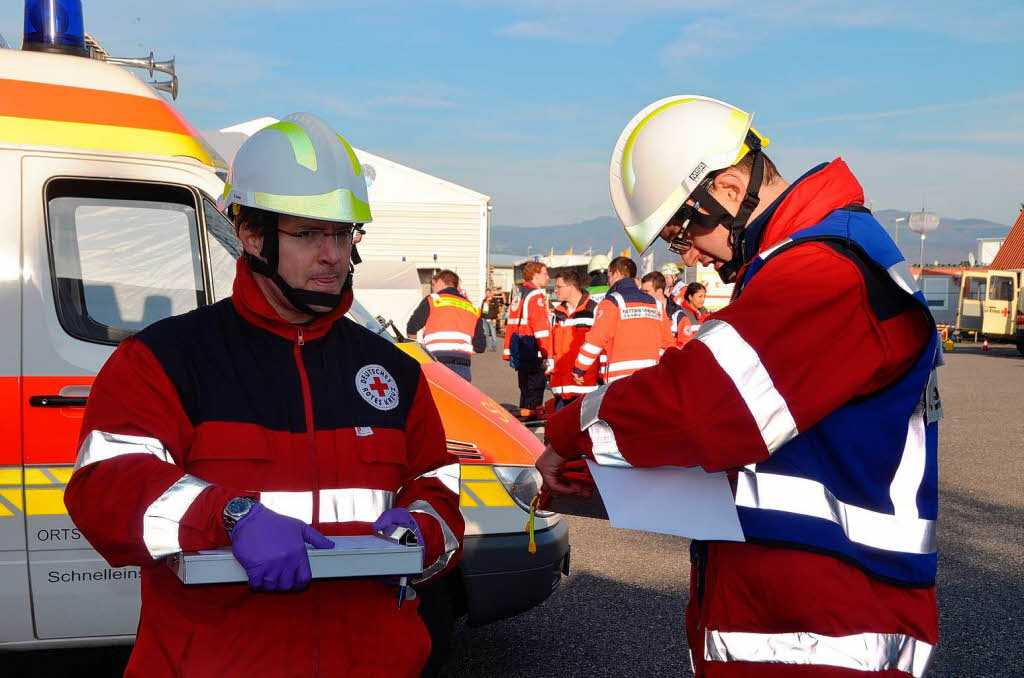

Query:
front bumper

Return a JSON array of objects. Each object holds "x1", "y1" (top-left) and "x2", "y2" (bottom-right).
[{"x1": 458, "y1": 520, "x2": 570, "y2": 626}]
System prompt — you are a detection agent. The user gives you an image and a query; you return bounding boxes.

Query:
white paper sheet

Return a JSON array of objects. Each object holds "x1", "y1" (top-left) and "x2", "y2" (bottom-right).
[{"x1": 586, "y1": 460, "x2": 745, "y2": 541}]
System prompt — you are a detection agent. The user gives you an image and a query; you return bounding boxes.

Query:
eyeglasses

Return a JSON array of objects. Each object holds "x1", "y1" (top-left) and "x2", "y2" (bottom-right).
[
  {"x1": 278, "y1": 225, "x2": 365, "y2": 249},
  {"x1": 665, "y1": 174, "x2": 717, "y2": 254}
]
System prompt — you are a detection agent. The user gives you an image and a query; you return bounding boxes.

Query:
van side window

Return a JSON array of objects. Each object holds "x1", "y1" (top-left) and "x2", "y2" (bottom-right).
[
  {"x1": 203, "y1": 200, "x2": 241, "y2": 302},
  {"x1": 46, "y1": 179, "x2": 206, "y2": 345},
  {"x1": 964, "y1": 277, "x2": 986, "y2": 301},
  {"x1": 989, "y1": 276, "x2": 1015, "y2": 302}
]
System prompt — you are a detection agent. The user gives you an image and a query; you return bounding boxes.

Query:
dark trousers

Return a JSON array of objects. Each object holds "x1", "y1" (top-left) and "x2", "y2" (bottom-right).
[
  {"x1": 440, "y1": 359, "x2": 472, "y2": 382},
  {"x1": 518, "y1": 368, "x2": 546, "y2": 410}
]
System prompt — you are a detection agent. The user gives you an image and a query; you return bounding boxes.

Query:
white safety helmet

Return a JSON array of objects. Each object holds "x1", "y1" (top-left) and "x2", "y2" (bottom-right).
[
  {"x1": 659, "y1": 263, "x2": 679, "y2": 277},
  {"x1": 587, "y1": 254, "x2": 611, "y2": 274},
  {"x1": 608, "y1": 95, "x2": 769, "y2": 255},
  {"x1": 219, "y1": 112, "x2": 371, "y2": 315}
]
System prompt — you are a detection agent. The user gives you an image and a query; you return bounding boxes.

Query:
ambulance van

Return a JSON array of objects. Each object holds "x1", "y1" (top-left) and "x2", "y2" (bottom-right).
[{"x1": 0, "y1": 3, "x2": 568, "y2": 663}]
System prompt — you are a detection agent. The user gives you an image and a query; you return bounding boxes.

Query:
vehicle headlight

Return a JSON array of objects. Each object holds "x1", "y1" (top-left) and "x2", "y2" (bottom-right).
[{"x1": 493, "y1": 466, "x2": 554, "y2": 517}]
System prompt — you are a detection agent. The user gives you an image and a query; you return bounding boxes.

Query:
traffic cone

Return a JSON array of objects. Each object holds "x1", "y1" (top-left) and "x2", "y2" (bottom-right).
[{"x1": 982, "y1": 338, "x2": 989, "y2": 351}]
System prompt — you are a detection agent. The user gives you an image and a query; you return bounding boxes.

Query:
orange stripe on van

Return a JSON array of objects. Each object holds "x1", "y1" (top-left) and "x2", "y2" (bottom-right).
[
  {"x1": 21, "y1": 376, "x2": 93, "y2": 466},
  {"x1": 0, "y1": 377, "x2": 20, "y2": 466},
  {"x1": 0, "y1": 78, "x2": 196, "y2": 135}
]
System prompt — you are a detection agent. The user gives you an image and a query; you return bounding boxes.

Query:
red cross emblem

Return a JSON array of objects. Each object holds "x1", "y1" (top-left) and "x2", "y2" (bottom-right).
[{"x1": 369, "y1": 377, "x2": 390, "y2": 397}]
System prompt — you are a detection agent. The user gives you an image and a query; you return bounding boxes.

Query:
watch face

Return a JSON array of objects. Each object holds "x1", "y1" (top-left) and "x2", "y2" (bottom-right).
[{"x1": 226, "y1": 497, "x2": 252, "y2": 516}]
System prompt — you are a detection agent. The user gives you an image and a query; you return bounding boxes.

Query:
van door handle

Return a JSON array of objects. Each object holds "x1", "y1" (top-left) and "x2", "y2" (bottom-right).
[
  {"x1": 29, "y1": 395, "x2": 88, "y2": 407},
  {"x1": 29, "y1": 385, "x2": 91, "y2": 408}
]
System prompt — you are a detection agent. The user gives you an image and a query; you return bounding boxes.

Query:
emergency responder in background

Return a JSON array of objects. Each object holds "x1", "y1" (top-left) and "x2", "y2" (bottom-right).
[
  {"x1": 586, "y1": 254, "x2": 611, "y2": 303},
  {"x1": 537, "y1": 95, "x2": 939, "y2": 676},
  {"x1": 64, "y1": 113, "x2": 464, "y2": 678},
  {"x1": 640, "y1": 271, "x2": 676, "y2": 348},
  {"x1": 480, "y1": 289, "x2": 500, "y2": 351},
  {"x1": 573, "y1": 257, "x2": 673, "y2": 385},
  {"x1": 659, "y1": 264, "x2": 683, "y2": 314},
  {"x1": 504, "y1": 261, "x2": 552, "y2": 416},
  {"x1": 550, "y1": 270, "x2": 599, "y2": 409},
  {"x1": 671, "y1": 282, "x2": 711, "y2": 348},
  {"x1": 407, "y1": 269, "x2": 487, "y2": 381}
]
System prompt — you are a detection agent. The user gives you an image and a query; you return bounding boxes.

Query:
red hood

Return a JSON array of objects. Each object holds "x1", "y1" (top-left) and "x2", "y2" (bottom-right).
[
  {"x1": 230, "y1": 257, "x2": 353, "y2": 341},
  {"x1": 758, "y1": 158, "x2": 865, "y2": 254}
]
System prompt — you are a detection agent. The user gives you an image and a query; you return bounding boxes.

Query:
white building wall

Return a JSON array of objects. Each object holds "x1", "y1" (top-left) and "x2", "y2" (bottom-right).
[{"x1": 359, "y1": 202, "x2": 486, "y2": 305}]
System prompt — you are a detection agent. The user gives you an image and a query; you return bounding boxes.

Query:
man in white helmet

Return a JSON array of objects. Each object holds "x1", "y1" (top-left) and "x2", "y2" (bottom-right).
[
  {"x1": 537, "y1": 96, "x2": 940, "y2": 676},
  {"x1": 66, "y1": 113, "x2": 464, "y2": 677}
]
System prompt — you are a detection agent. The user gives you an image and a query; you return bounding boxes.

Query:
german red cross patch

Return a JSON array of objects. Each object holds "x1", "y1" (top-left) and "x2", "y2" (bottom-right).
[{"x1": 355, "y1": 364, "x2": 399, "y2": 411}]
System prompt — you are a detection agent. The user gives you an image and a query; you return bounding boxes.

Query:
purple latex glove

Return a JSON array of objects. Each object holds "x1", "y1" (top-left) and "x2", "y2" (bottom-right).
[
  {"x1": 372, "y1": 508, "x2": 424, "y2": 550},
  {"x1": 230, "y1": 503, "x2": 334, "y2": 592}
]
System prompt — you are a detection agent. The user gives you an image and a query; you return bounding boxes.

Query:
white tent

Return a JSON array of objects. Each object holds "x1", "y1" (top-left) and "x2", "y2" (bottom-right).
[{"x1": 352, "y1": 260, "x2": 423, "y2": 332}]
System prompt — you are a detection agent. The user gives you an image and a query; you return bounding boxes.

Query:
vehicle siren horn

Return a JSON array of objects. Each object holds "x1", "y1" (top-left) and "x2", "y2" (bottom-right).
[
  {"x1": 105, "y1": 52, "x2": 180, "y2": 100},
  {"x1": 22, "y1": 0, "x2": 88, "y2": 57}
]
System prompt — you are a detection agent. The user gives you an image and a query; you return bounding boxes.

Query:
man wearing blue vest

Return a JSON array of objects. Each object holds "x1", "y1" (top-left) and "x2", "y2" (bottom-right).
[{"x1": 537, "y1": 96, "x2": 940, "y2": 677}]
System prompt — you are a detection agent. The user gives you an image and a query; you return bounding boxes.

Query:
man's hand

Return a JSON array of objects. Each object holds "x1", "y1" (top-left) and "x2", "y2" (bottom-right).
[
  {"x1": 230, "y1": 503, "x2": 334, "y2": 592},
  {"x1": 536, "y1": 445, "x2": 592, "y2": 497},
  {"x1": 572, "y1": 373, "x2": 584, "y2": 385}
]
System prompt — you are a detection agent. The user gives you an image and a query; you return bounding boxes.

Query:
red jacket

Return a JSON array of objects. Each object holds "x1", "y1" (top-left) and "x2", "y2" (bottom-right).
[
  {"x1": 573, "y1": 279, "x2": 674, "y2": 383},
  {"x1": 550, "y1": 293, "x2": 599, "y2": 399},
  {"x1": 546, "y1": 160, "x2": 937, "y2": 677},
  {"x1": 503, "y1": 281, "x2": 552, "y2": 362},
  {"x1": 65, "y1": 259, "x2": 464, "y2": 678}
]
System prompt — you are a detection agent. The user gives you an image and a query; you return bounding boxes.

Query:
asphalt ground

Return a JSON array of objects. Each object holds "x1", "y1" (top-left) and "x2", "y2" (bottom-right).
[{"x1": 9, "y1": 341, "x2": 1024, "y2": 677}]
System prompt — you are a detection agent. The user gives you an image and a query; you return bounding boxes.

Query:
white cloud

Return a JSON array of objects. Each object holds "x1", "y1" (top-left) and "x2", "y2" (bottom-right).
[
  {"x1": 495, "y1": 21, "x2": 569, "y2": 40},
  {"x1": 660, "y1": 17, "x2": 740, "y2": 64},
  {"x1": 775, "y1": 93, "x2": 1024, "y2": 127}
]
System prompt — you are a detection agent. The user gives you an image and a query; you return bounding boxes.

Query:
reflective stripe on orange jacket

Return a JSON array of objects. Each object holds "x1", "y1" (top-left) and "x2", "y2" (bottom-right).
[
  {"x1": 423, "y1": 291, "x2": 482, "y2": 358},
  {"x1": 503, "y1": 282, "x2": 552, "y2": 361},
  {"x1": 573, "y1": 279, "x2": 674, "y2": 383},
  {"x1": 550, "y1": 293, "x2": 599, "y2": 398}
]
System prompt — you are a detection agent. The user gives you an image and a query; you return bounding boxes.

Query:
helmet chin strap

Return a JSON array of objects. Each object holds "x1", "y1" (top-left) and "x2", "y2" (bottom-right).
[
  {"x1": 245, "y1": 226, "x2": 353, "y2": 318},
  {"x1": 685, "y1": 132, "x2": 765, "y2": 284}
]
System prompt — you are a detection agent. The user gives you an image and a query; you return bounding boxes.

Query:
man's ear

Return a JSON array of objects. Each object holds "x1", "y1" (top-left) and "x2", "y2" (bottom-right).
[
  {"x1": 237, "y1": 220, "x2": 264, "y2": 259},
  {"x1": 712, "y1": 169, "x2": 748, "y2": 207}
]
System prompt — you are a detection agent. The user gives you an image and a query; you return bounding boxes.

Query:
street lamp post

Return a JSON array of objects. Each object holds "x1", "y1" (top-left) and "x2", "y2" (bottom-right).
[{"x1": 893, "y1": 217, "x2": 906, "y2": 247}]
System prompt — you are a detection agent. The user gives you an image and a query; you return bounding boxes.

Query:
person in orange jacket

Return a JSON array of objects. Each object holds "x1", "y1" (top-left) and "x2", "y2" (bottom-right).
[
  {"x1": 640, "y1": 270, "x2": 678, "y2": 347},
  {"x1": 550, "y1": 269, "x2": 599, "y2": 410},
  {"x1": 671, "y1": 282, "x2": 712, "y2": 347},
  {"x1": 573, "y1": 257, "x2": 673, "y2": 385},
  {"x1": 407, "y1": 269, "x2": 487, "y2": 381},
  {"x1": 504, "y1": 261, "x2": 552, "y2": 413}
]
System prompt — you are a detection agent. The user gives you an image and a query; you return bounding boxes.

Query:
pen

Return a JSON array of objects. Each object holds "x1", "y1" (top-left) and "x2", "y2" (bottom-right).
[{"x1": 397, "y1": 576, "x2": 408, "y2": 610}]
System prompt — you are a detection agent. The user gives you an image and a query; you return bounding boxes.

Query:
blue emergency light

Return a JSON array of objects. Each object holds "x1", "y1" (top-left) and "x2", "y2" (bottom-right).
[{"x1": 22, "y1": 0, "x2": 88, "y2": 57}]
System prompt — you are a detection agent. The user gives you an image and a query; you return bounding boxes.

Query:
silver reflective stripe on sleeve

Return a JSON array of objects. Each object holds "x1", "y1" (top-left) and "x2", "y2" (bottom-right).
[
  {"x1": 888, "y1": 261, "x2": 920, "y2": 296},
  {"x1": 319, "y1": 488, "x2": 396, "y2": 523},
  {"x1": 260, "y1": 491, "x2": 314, "y2": 523},
  {"x1": 579, "y1": 386, "x2": 631, "y2": 467},
  {"x1": 74, "y1": 431, "x2": 173, "y2": 472},
  {"x1": 695, "y1": 320, "x2": 798, "y2": 454},
  {"x1": 407, "y1": 499, "x2": 459, "y2": 584},
  {"x1": 705, "y1": 629, "x2": 933, "y2": 677},
  {"x1": 735, "y1": 469, "x2": 936, "y2": 554},
  {"x1": 416, "y1": 463, "x2": 461, "y2": 495},
  {"x1": 142, "y1": 474, "x2": 211, "y2": 558},
  {"x1": 890, "y1": 404, "x2": 927, "y2": 518},
  {"x1": 758, "y1": 237, "x2": 792, "y2": 260}
]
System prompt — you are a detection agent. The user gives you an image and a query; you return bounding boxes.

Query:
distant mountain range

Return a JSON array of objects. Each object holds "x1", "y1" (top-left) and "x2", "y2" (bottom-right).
[{"x1": 491, "y1": 209, "x2": 1014, "y2": 266}]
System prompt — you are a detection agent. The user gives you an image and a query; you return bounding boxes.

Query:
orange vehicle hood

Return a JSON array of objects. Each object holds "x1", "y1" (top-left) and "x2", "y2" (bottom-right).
[{"x1": 397, "y1": 344, "x2": 543, "y2": 465}]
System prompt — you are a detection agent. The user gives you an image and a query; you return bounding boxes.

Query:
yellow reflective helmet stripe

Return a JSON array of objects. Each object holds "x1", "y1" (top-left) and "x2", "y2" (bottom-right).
[
  {"x1": 264, "y1": 121, "x2": 318, "y2": 172},
  {"x1": 337, "y1": 134, "x2": 363, "y2": 177},
  {"x1": 622, "y1": 97, "x2": 697, "y2": 198},
  {"x1": 253, "y1": 187, "x2": 372, "y2": 223}
]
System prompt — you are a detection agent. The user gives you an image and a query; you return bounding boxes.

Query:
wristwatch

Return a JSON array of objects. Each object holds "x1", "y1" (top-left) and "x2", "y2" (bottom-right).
[{"x1": 222, "y1": 497, "x2": 255, "y2": 537}]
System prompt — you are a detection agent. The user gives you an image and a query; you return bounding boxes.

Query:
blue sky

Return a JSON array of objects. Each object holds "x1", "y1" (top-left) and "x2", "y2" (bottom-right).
[{"x1": 3, "y1": 1, "x2": 1023, "y2": 226}]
